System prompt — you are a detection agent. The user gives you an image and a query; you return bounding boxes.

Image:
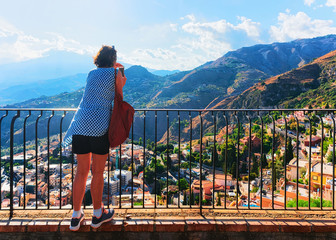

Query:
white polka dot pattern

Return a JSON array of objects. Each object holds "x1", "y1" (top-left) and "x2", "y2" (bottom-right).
[{"x1": 63, "y1": 68, "x2": 115, "y2": 147}]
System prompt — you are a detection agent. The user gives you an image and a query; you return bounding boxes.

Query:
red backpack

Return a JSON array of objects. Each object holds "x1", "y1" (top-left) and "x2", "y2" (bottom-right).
[{"x1": 108, "y1": 64, "x2": 135, "y2": 148}]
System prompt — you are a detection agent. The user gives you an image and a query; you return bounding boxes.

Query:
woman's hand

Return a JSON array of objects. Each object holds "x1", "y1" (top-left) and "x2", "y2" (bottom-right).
[{"x1": 113, "y1": 62, "x2": 124, "y2": 69}]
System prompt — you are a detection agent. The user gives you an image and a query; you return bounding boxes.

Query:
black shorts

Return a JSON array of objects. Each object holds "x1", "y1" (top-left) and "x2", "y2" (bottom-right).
[{"x1": 72, "y1": 133, "x2": 110, "y2": 155}]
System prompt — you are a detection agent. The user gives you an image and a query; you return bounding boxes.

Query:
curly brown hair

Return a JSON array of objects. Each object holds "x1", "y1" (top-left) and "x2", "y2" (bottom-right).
[{"x1": 93, "y1": 45, "x2": 117, "y2": 68}]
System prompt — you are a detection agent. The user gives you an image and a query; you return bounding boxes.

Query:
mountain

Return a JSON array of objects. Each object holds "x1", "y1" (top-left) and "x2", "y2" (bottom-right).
[
  {"x1": 0, "y1": 50, "x2": 132, "y2": 91},
  {"x1": 164, "y1": 49, "x2": 336, "y2": 144},
  {"x1": 215, "y1": 49, "x2": 336, "y2": 109},
  {"x1": 148, "y1": 35, "x2": 336, "y2": 109},
  {"x1": 150, "y1": 69, "x2": 180, "y2": 76},
  {"x1": 0, "y1": 73, "x2": 87, "y2": 105},
  {"x1": 215, "y1": 34, "x2": 336, "y2": 76}
]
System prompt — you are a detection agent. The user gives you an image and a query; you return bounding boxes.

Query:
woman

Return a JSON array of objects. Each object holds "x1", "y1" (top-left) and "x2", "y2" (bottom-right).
[{"x1": 63, "y1": 45, "x2": 123, "y2": 231}]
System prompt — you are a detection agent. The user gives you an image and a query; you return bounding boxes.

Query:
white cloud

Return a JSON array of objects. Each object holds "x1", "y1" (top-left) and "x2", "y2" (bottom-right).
[
  {"x1": 120, "y1": 15, "x2": 261, "y2": 70},
  {"x1": 181, "y1": 15, "x2": 261, "y2": 38},
  {"x1": 169, "y1": 23, "x2": 178, "y2": 32},
  {"x1": 0, "y1": 18, "x2": 95, "y2": 64},
  {"x1": 269, "y1": 11, "x2": 336, "y2": 42},
  {"x1": 233, "y1": 16, "x2": 261, "y2": 38},
  {"x1": 304, "y1": 0, "x2": 315, "y2": 6},
  {"x1": 0, "y1": 15, "x2": 261, "y2": 71},
  {"x1": 326, "y1": 0, "x2": 336, "y2": 11}
]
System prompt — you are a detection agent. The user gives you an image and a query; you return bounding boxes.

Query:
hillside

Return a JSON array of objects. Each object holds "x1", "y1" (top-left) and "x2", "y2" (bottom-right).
[
  {"x1": 149, "y1": 35, "x2": 336, "y2": 109},
  {"x1": 158, "y1": 49, "x2": 336, "y2": 143},
  {"x1": 215, "y1": 50, "x2": 336, "y2": 109}
]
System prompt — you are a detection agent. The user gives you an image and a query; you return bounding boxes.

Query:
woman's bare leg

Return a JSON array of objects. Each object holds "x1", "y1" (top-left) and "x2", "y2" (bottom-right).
[
  {"x1": 73, "y1": 153, "x2": 91, "y2": 211},
  {"x1": 91, "y1": 153, "x2": 108, "y2": 210}
]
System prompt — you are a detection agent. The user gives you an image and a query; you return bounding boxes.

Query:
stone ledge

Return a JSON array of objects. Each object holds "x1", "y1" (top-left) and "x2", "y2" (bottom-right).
[{"x1": 0, "y1": 209, "x2": 335, "y2": 234}]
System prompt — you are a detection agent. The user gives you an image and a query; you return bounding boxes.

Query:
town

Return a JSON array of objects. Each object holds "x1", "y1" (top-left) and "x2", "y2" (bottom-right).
[{"x1": 1, "y1": 111, "x2": 335, "y2": 209}]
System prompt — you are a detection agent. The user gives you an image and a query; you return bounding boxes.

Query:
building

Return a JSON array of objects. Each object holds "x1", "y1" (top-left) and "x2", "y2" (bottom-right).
[
  {"x1": 304, "y1": 136, "x2": 321, "y2": 147},
  {"x1": 206, "y1": 173, "x2": 236, "y2": 187},
  {"x1": 114, "y1": 170, "x2": 132, "y2": 186},
  {"x1": 191, "y1": 180, "x2": 216, "y2": 200},
  {"x1": 286, "y1": 159, "x2": 308, "y2": 181},
  {"x1": 241, "y1": 135, "x2": 261, "y2": 149},
  {"x1": 311, "y1": 162, "x2": 336, "y2": 187}
]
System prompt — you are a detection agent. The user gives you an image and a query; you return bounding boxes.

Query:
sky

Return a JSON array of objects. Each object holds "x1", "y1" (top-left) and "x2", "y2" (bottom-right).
[{"x1": 0, "y1": 0, "x2": 335, "y2": 71}]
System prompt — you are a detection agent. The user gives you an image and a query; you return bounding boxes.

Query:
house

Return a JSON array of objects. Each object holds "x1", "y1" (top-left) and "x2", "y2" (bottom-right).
[
  {"x1": 191, "y1": 180, "x2": 215, "y2": 200},
  {"x1": 311, "y1": 162, "x2": 336, "y2": 187},
  {"x1": 206, "y1": 173, "x2": 236, "y2": 187},
  {"x1": 304, "y1": 136, "x2": 321, "y2": 147},
  {"x1": 286, "y1": 159, "x2": 308, "y2": 181},
  {"x1": 241, "y1": 135, "x2": 261, "y2": 149}
]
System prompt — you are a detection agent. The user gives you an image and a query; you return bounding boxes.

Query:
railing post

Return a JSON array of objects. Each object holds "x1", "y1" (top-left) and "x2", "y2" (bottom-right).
[
  {"x1": 59, "y1": 111, "x2": 66, "y2": 209},
  {"x1": 199, "y1": 111, "x2": 203, "y2": 215},
  {"x1": 317, "y1": 114, "x2": 324, "y2": 209},
  {"x1": 0, "y1": 110, "x2": 8, "y2": 210},
  {"x1": 212, "y1": 111, "x2": 216, "y2": 208},
  {"x1": 35, "y1": 110, "x2": 43, "y2": 209},
  {"x1": 23, "y1": 111, "x2": 31, "y2": 209},
  {"x1": 189, "y1": 111, "x2": 192, "y2": 208},
  {"x1": 331, "y1": 113, "x2": 336, "y2": 210},
  {"x1": 131, "y1": 116, "x2": 134, "y2": 208},
  {"x1": 246, "y1": 113, "x2": 252, "y2": 209},
  {"x1": 47, "y1": 110, "x2": 54, "y2": 209},
  {"x1": 166, "y1": 110, "x2": 169, "y2": 208},
  {"x1": 293, "y1": 114, "x2": 300, "y2": 210},
  {"x1": 234, "y1": 112, "x2": 240, "y2": 209},
  {"x1": 223, "y1": 112, "x2": 228, "y2": 209},
  {"x1": 282, "y1": 112, "x2": 288, "y2": 210},
  {"x1": 268, "y1": 112, "x2": 275, "y2": 210},
  {"x1": 154, "y1": 111, "x2": 157, "y2": 208},
  {"x1": 10, "y1": 110, "x2": 20, "y2": 219},
  {"x1": 142, "y1": 110, "x2": 146, "y2": 208},
  {"x1": 178, "y1": 111, "x2": 181, "y2": 208},
  {"x1": 258, "y1": 112, "x2": 264, "y2": 209}
]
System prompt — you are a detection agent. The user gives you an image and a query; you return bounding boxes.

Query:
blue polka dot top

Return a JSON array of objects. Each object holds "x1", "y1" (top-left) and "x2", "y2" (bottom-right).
[{"x1": 63, "y1": 67, "x2": 115, "y2": 147}]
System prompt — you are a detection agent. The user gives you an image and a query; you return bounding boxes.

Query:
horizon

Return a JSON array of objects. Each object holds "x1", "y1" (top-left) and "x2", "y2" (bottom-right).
[{"x1": 1, "y1": 0, "x2": 336, "y2": 71}]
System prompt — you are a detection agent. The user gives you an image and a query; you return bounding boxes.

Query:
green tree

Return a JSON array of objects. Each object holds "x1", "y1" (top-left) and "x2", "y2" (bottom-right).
[
  {"x1": 144, "y1": 167, "x2": 155, "y2": 184},
  {"x1": 183, "y1": 191, "x2": 187, "y2": 205},
  {"x1": 216, "y1": 193, "x2": 221, "y2": 206},
  {"x1": 251, "y1": 154, "x2": 259, "y2": 176},
  {"x1": 138, "y1": 137, "x2": 143, "y2": 146},
  {"x1": 230, "y1": 161, "x2": 237, "y2": 179},
  {"x1": 122, "y1": 163, "x2": 128, "y2": 170},
  {"x1": 327, "y1": 152, "x2": 334, "y2": 163},
  {"x1": 286, "y1": 139, "x2": 294, "y2": 165},
  {"x1": 261, "y1": 154, "x2": 268, "y2": 169},
  {"x1": 241, "y1": 162, "x2": 248, "y2": 174},
  {"x1": 190, "y1": 189, "x2": 195, "y2": 205},
  {"x1": 52, "y1": 147, "x2": 59, "y2": 158},
  {"x1": 220, "y1": 141, "x2": 236, "y2": 173},
  {"x1": 177, "y1": 178, "x2": 189, "y2": 191},
  {"x1": 146, "y1": 139, "x2": 152, "y2": 151}
]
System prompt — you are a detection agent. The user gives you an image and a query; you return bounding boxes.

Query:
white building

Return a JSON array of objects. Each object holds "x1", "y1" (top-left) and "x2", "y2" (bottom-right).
[{"x1": 114, "y1": 170, "x2": 132, "y2": 186}]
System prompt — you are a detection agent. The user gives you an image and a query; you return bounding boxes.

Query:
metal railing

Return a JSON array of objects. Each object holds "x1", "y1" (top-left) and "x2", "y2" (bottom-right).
[{"x1": 1, "y1": 108, "x2": 336, "y2": 218}]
